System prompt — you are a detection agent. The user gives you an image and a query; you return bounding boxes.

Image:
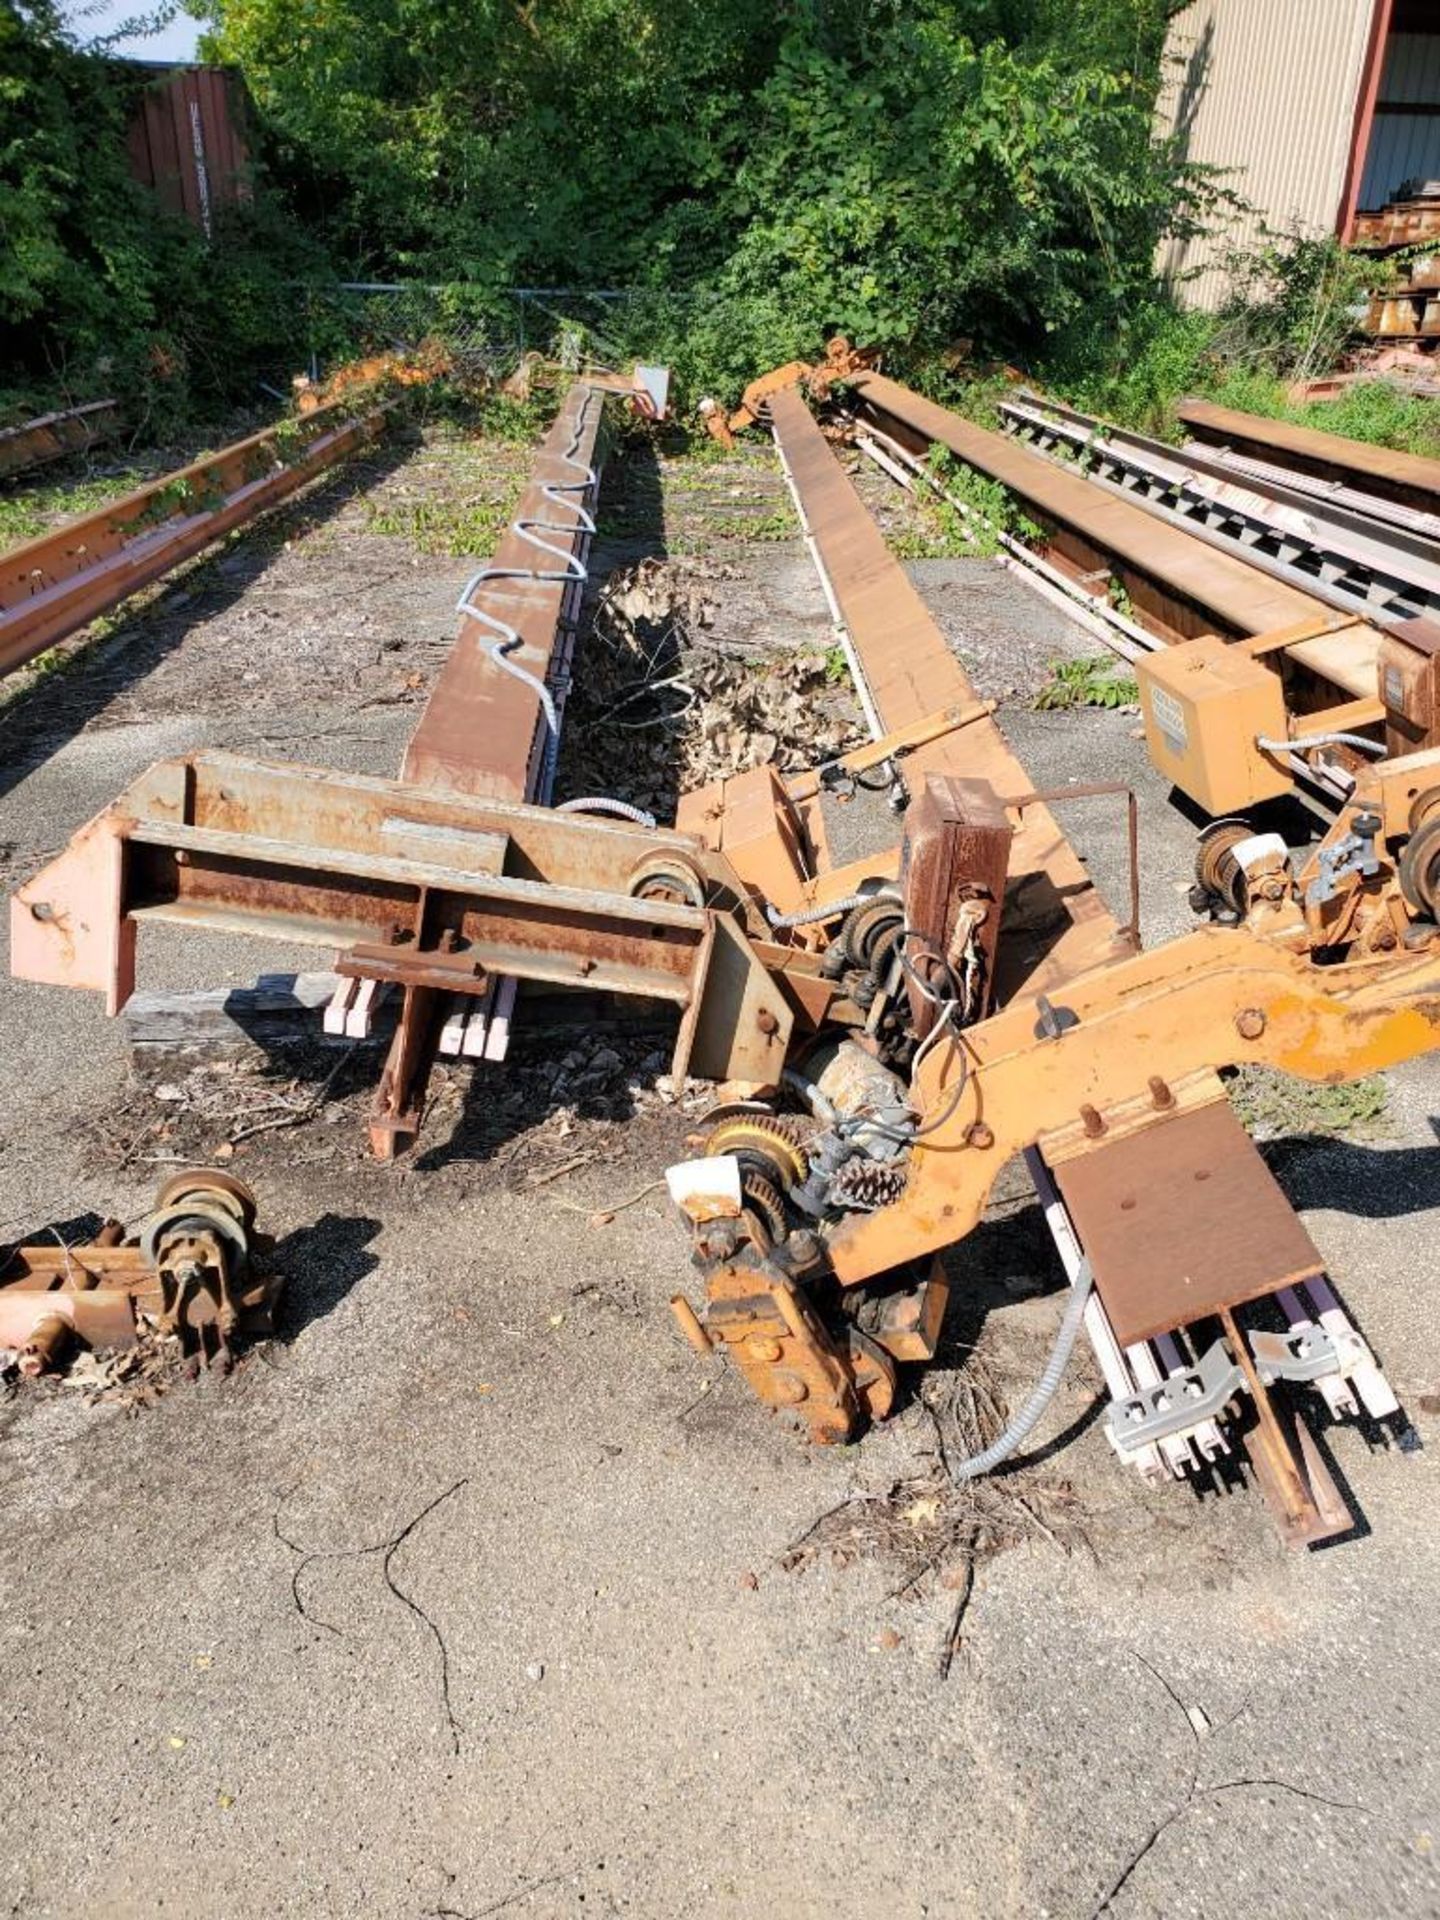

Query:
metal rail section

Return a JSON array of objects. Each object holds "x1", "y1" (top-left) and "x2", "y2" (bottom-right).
[
  {"x1": 0, "y1": 399, "x2": 122, "y2": 483},
  {"x1": 0, "y1": 395, "x2": 394, "y2": 678},
  {"x1": 846, "y1": 370, "x2": 1324, "y2": 642},
  {"x1": 840, "y1": 374, "x2": 1370, "y2": 811},
  {"x1": 764, "y1": 387, "x2": 1386, "y2": 1500},
  {"x1": 999, "y1": 392, "x2": 1440, "y2": 629},
  {"x1": 1179, "y1": 398, "x2": 1440, "y2": 521},
  {"x1": 12, "y1": 377, "x2": 675, "y2": 1156},
  {"x1": 392, "y1": 379, "x2": 609, "y2": 1063},
  {"x1": 768, "y1": 389, "x2": 1125, "y2": 991}
]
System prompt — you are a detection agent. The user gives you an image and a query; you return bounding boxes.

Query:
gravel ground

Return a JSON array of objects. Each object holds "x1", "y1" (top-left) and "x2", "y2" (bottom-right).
[{"x1": 1, "y1": 414, "x2": 1438, "y2": 1920}]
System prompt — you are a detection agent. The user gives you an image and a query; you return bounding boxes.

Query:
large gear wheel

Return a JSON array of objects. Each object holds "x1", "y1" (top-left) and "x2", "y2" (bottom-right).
[
  {"x1": 1400, "y1": 813, "x2": 1440, "y2": 919},
  {"x1": 738, "y1": 1171, "x2": 788, "y2": 1248},
  {"x1": 703, "y1": 1114, "x2": 809, "y2": 1190}
]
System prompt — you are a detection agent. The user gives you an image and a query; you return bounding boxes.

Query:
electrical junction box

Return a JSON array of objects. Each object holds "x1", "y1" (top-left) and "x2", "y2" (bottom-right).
[
  {"x1": 1138, "y1": 636, "x2": 1291, "y2": 816},
  {"x1": 1380, "y1": 617, "x2": 1440, "y2": 757}
]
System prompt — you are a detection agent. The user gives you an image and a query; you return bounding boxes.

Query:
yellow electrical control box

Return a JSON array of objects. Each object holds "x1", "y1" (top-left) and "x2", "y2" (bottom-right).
[{"x1": 1138, "y1": 637, "x2": 1292, "y2": 816}]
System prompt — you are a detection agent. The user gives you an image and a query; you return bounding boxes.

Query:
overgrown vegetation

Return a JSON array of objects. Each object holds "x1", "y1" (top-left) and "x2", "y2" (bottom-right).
[
  {"x1": 6, "y1": 0, "x2": 1439, "y2": 470},
  {"x1": 1049, "y1": 234, "x2": 1440, "y2": 454},
  {"x1": 189, "y1": 0, "x2": 1205, "y2": 402},
  {"x1": 0, "y1": 0, "x2": 334, "y2": 427},
  {"x1": 1227, "y1": 1066, "x2": 1392, "y2": 1143}
]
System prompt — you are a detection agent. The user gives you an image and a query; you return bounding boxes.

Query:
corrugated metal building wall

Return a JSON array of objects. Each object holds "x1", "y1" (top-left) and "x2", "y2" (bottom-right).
[
  {"x1": 125, "y1": 66, "x2": 251, "y2": 238},
  {"x1": 1156, "y1": 0, "x2": 1377, "y2": 310},
  {"x1": 1359, "y1": 32, "x2": 1440, "y2": 205}
]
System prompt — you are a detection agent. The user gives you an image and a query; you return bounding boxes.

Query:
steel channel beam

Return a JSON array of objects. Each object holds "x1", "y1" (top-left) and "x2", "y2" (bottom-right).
[
  {"x1": 772, "y1": 384, "x2": 1355, "y2": 1506},
  {"x1": 399, "y1": 380, "x2": 611, "y2": 1063},
  {"x1": 847, "y1": 371, "x2": 1325, "y2": 641},
  {"x1": 847, "y1": 414, "x2": 1359, "y2": 815},
  {"x1": 1179, "y1": 398, "x2": 1440, "y2": 520},
  {"x1": 0, "y1": 400, "x2": 391, "y2": 677},
  {"x1": 767, "y1": 386, "x2": 1130, "y2": 995},
  {"x1": 401, "y1": 382, "x2": 607, "y2": 800},
  {"x1": 1000, "y1": 396, "x2": 1440, "y2": 628},
  {"x1": 1012, "y1": 391, "x2": 1440, "y2": 588},
  {"x1": 0, "y1": 399, "x2": 122, "y2": 482}
]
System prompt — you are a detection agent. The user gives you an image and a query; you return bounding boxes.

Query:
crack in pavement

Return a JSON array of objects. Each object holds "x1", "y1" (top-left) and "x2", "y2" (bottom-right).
[{"x1": 273, "y1": 1477, "x2": 469, "y2": 1755}]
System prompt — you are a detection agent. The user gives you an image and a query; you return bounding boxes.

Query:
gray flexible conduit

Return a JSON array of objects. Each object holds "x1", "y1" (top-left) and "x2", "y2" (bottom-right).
[
  {"x1": 1257, "y1": 730, "x2": 1387, "y2": 759},
  {"x1": 557, "y1": 796, "x2": 657, "y2": 828},
  {"x1": 766, "y1": 890, "x2": 888, "y2": 930},
  {"x1": 946, "y1": 1260, "x2": 1096, "y2": 1483}
]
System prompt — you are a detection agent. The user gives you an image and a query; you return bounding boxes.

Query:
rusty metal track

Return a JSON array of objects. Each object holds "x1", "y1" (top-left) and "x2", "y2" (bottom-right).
[
  {"x1": 1178, "y1": 398, "x2": 1440, "y2": 520},
  {"x1": 0, "y1": 399, "x2": 122, "y2": 483},
  {"x1": 848, "y1": 371, "x2": 1324, "y2": 641},
  {"x1": 1000, "y1": 392, "x2": 1440, "y2": 627},
  {"x1": 768, "y1": 385, "x2": 1350, "y2": 1529},
  {"x1": 767, "y1": 388, "x2": 1126, "y2": 997},
  {"x1": 0, "y1": 397, "x2": 393, "y2": 677},
  {"x1": 402, "y1": 382, "x2": 607, "y2": 801}
]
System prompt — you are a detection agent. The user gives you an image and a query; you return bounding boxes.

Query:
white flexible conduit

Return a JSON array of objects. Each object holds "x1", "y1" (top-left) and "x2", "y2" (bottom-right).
[{"x1": 452, "y1": 384, "x2": 602, "y2": 796}]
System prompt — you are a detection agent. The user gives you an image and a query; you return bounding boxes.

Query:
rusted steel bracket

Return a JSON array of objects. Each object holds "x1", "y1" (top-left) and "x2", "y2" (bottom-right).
[
  {"x1": 0, "y1": 398, "x2": 122, "y2": 483},
  {"x1": 9, "y1": 750, "x2": 799, "y2": 1153},
  {"x1": 0, "y1": 385, "x2": 408, "y2": 676}
]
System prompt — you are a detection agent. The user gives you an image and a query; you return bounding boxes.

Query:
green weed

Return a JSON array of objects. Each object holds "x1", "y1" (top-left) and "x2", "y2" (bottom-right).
[
  {"x1": 1227, "y1": 1067, "x2": 1392, "y2": 1142},
  {"x1": 365, "y1": 486, "x2": 522, "y2": 555},
  {"x1": 1034, "y1": 656, "x2": 1139, "y2": 710}
]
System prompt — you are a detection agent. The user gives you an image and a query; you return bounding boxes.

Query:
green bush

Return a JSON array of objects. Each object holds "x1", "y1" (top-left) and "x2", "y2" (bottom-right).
[{"x1": 0, "y1": 0, "x2": 335, "y2": 426}]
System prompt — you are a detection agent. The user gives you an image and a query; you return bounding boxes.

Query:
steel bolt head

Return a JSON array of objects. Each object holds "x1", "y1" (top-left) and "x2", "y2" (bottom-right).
[
  {"x1": 1235, "y1": 1006, "x2": 1266, "y2": 1040},
  {"x1": 965, "y1": 1122, "x2": 995, "y2": 1149}
]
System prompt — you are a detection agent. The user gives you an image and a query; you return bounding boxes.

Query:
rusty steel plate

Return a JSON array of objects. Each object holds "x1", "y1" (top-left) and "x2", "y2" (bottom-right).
[{"x1": 1051, "y1": 1102, "x2": 1325, "y2": 1346}]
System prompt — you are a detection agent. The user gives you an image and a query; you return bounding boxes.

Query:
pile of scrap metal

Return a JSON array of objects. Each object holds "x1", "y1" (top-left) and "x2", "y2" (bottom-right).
[
  {"x1": 1, "y1": 1170, "x2": 277, "y2": 1379},
  {"x1": 11, "y1": 355, "x2": 1440, "y2": 1550},
  {"x1": 0, "y1": 348, "x2": 447, "y2": 680}
]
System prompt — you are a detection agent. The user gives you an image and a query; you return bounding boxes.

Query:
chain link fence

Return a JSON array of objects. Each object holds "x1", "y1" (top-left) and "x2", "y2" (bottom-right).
[{"x1": 293, "y1": 282, "x2": 652, "y2": 382}]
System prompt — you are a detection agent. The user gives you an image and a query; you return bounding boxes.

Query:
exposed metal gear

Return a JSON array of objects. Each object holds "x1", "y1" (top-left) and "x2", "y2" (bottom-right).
[
  {"x1": 1194, "y1": 817, "x2": 1252, "y2": 913},
  {"x1": 828, "y1": 1158, "x2": 908, "y2": 1212},
  {"x1": 703, "y1": 1114, "x2": 810, "y2": 1190},
  {"x1": 1400, "y1": 813, "x2": 1440, "y2": 918},
  {"x1": 839, "y1": 891, "x2": 904, "y2": 973},
  {"x1": 739, "y1": 1171, "x2": 788, "y2": 1246}
]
